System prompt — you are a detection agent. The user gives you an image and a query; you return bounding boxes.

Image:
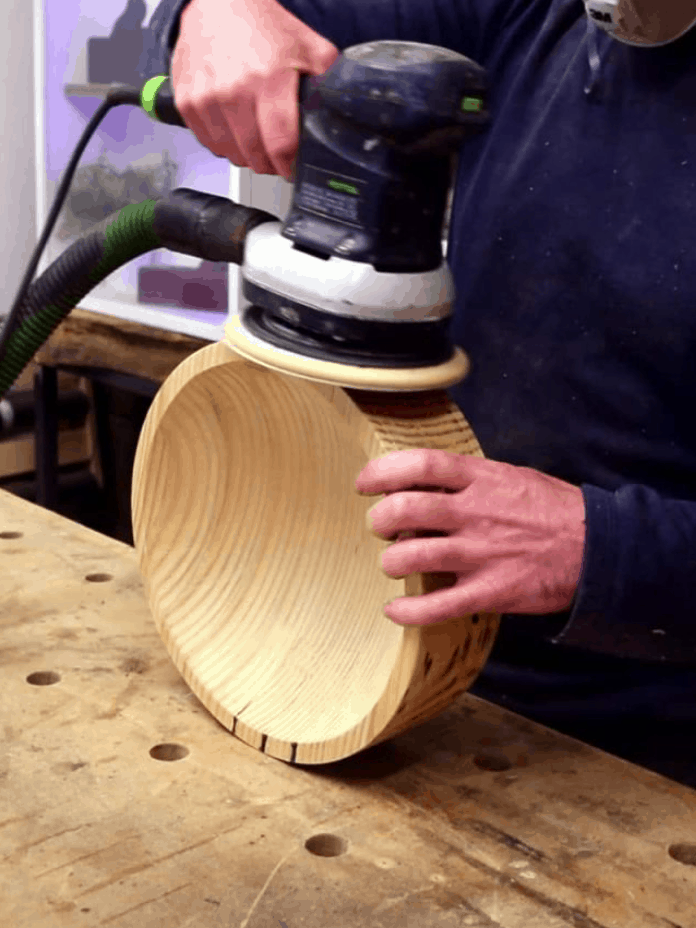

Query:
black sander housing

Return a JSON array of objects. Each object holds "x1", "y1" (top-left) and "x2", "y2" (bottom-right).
[{"x1": 238, "y1": 40, "x2": 488, "y2": 375}]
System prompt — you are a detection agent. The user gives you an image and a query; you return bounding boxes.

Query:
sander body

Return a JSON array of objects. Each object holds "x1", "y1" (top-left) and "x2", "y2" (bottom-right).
[
  {"x1": 231, "y1": 40, "x2": 488, "y2": 387},
  {"x1": 0, "y1": 40, "x2": 488, "y2": 396}
]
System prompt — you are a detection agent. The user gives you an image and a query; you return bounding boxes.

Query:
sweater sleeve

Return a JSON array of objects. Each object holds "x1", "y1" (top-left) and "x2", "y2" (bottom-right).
[
  {"x1": 140, "y1": 0, "x2": 536, "y2": 78},
  {"x1": 551, "y1": 483, "x2": 696, "y2": 662},
  {"x1": 140, "y1": 0, "x2": 189, "y2": 78},
  {"x1": 271, "y1": 0, "x2": 476, "y2": 53}
]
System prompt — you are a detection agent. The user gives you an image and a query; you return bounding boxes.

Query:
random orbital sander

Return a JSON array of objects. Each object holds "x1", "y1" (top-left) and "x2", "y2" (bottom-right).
[
  {"x1": 0, "y1": 40, "x2": 487, "y2": 397},
  {"x1": 226, "y1": 40, "x2": 488, "y2": 390}
]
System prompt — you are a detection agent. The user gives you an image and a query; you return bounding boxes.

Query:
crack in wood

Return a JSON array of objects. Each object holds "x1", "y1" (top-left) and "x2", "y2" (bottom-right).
[
  {"x1": 464, "y1": 819, "x2": 546, "y2": 863},
  {"x1": 441, "y1": 645, "x2": 461, "y2": 679},
  {"x1": 414, "y1": 827, "x2": 613, "y2": 928}
]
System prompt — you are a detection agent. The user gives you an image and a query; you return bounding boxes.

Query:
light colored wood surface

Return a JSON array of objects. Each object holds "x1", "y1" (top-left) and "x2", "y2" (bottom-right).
[
  {"x1": 1, "y1": 488, "x2": 695, "y2": 927},
  {"x1": 225, "y1": 316, "x2": 471, "y2": 392},
  {"x1": 33, "y1": 307, "x2": 210, "y2": 384},
  {"x1": 0, "y1": 426, "x2": 89, "y2": 479},
  {"x1": 131, "y1": 342, "x2": 499, "y2": 763}
]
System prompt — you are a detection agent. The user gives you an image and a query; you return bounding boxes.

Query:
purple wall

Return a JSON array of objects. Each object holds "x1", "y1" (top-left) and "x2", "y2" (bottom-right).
[{"x1": 43, "y1": 0, "x2": 233, "y2": 327}]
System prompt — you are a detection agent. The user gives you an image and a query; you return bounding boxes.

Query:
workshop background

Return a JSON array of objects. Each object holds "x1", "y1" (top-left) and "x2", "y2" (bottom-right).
[{"x1": 0, "y1": 0, "x2": 292, "y2": 543}]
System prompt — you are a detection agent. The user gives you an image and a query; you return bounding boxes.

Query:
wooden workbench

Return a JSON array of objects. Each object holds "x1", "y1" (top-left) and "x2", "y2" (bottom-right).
[
  {"x1": 33, "y1": 307, "x2": 210, "y2": 384},
  {"x1": 30, "y1": 307, "x2": 210, "y2": 536},
  {"x1": 1, "y1": 488, "x2": 695, "y2": 928}
]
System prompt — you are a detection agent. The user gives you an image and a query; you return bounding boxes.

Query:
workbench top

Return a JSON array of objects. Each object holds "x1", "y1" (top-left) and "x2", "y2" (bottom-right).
[{"x1": 1, "y1": 488, "x2": 694, "y2": 928}]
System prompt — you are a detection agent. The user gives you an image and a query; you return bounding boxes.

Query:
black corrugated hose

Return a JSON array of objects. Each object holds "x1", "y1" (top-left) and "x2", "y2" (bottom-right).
[{"x1": 0, "y1": 189, "x2": 276, "y2": 399}]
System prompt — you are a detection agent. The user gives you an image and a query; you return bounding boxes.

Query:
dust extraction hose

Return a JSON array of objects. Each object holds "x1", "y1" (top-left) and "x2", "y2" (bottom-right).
[{"x1": 0, "y1": 189, "x2": 276, "y2": 399}]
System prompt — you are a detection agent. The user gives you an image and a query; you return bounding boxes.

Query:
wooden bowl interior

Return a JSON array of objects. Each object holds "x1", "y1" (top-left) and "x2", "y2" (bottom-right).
[{"x1": 137, "y1": 361, "x2": 406, "y2": 744}]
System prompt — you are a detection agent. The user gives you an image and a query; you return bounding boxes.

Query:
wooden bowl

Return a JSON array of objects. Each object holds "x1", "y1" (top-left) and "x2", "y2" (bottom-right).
[{"x1": 132, "y1": 342, "x2": 499, "y2": 764}]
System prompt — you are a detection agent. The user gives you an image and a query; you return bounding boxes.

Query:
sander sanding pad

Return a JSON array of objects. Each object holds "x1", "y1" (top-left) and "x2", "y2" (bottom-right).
[{"x1": 225, "y1": 315, "x2": 470, "y2": 392}]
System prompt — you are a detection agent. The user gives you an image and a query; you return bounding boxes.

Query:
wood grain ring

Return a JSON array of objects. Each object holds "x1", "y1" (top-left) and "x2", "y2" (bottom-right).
[{"x1": 132, "y1": 342, "x2": 499, "y2": 764}]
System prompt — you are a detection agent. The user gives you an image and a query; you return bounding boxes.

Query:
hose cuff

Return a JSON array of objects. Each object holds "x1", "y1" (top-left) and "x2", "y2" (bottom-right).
[{"x1": 153, "y1": 188, "x2": 278, "y2": 264}]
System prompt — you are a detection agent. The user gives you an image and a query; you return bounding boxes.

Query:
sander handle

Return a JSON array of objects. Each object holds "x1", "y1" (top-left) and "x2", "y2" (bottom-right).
[{"x1": 141, "y1": 71, "x2": 315, "y2": 131}]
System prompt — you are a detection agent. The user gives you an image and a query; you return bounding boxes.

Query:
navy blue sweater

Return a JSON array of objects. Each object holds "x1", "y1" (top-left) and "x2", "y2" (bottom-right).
[{"x1": 143, "y1": 0, "x2": 696, "y2": 664}]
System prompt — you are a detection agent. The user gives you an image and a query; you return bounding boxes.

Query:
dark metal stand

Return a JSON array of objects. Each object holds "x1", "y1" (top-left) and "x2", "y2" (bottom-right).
[
  {"x1": 34, "y1": 366, "x2": 59, "y2": 510},
  {"x1": 33, "y1": 364, "x2": 158, "y2": 541}
]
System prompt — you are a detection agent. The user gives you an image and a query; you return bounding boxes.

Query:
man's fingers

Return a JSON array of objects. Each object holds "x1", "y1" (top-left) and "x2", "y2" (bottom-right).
[
  {"x1": 356, "y1": 449, "x2": 489, "y2": 497},
  {"x1": 367, "y1": 491, "x2": 462, "y2": 538},
  {"x1": 193, "y1": 100, "x2": 245, "y2": 160},
  {"x1": 217, "y1": 92, "x2": 275, "y2": 174},
  {"x1": 383, "y1": 583, "x2": 488, "y2": 625},
  {"x1": 170, "y1": 0, "x2": 341, "y2": 175},
  {"x1": 173, "y1": 65, "x2": 228, "y2": 157},
  {"x1": 173, "y1": 66, "x2": 248, "y2": 164},
  {"x1": 302, "y1": 34, "x2": 341, "y2": 75},
  {"x1": 256, "y1": 68, "x2": 302, "y2": 178},
  {"x1": 380, "y1": 536, "x2": 509, "y2": 579}
]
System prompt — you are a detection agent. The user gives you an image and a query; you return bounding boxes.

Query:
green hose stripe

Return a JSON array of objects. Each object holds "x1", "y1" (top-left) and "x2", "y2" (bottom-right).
[
  {"x1": 0, "y1": 307, "x2": 62, "y2": 395},
  {"x1": 0, "y1": 199, "x2": 162, "y2": 397},
  {"x1": 141, "y1": 76, "x2": 169, "y2": 119},
  {"x1": 4, "y1": 307, "x2": 63, "y2": 358},
  {"x1": 97, "y1": 199, "x2": 161, "y2": 276}
]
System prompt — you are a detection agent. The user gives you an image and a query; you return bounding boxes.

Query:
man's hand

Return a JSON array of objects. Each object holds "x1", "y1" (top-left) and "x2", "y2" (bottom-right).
[
  {"x1": 171, "y1": 0, "x2": 339, "y2": 179},
  {"x1": 356, "y1": 450, "x2": 586, "y2": 625}
]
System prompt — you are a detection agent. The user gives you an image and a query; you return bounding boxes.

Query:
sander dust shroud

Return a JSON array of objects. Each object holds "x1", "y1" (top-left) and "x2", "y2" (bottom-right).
[{"x1": 0, "y1": 40, "x2": 488, "y2": 397}]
